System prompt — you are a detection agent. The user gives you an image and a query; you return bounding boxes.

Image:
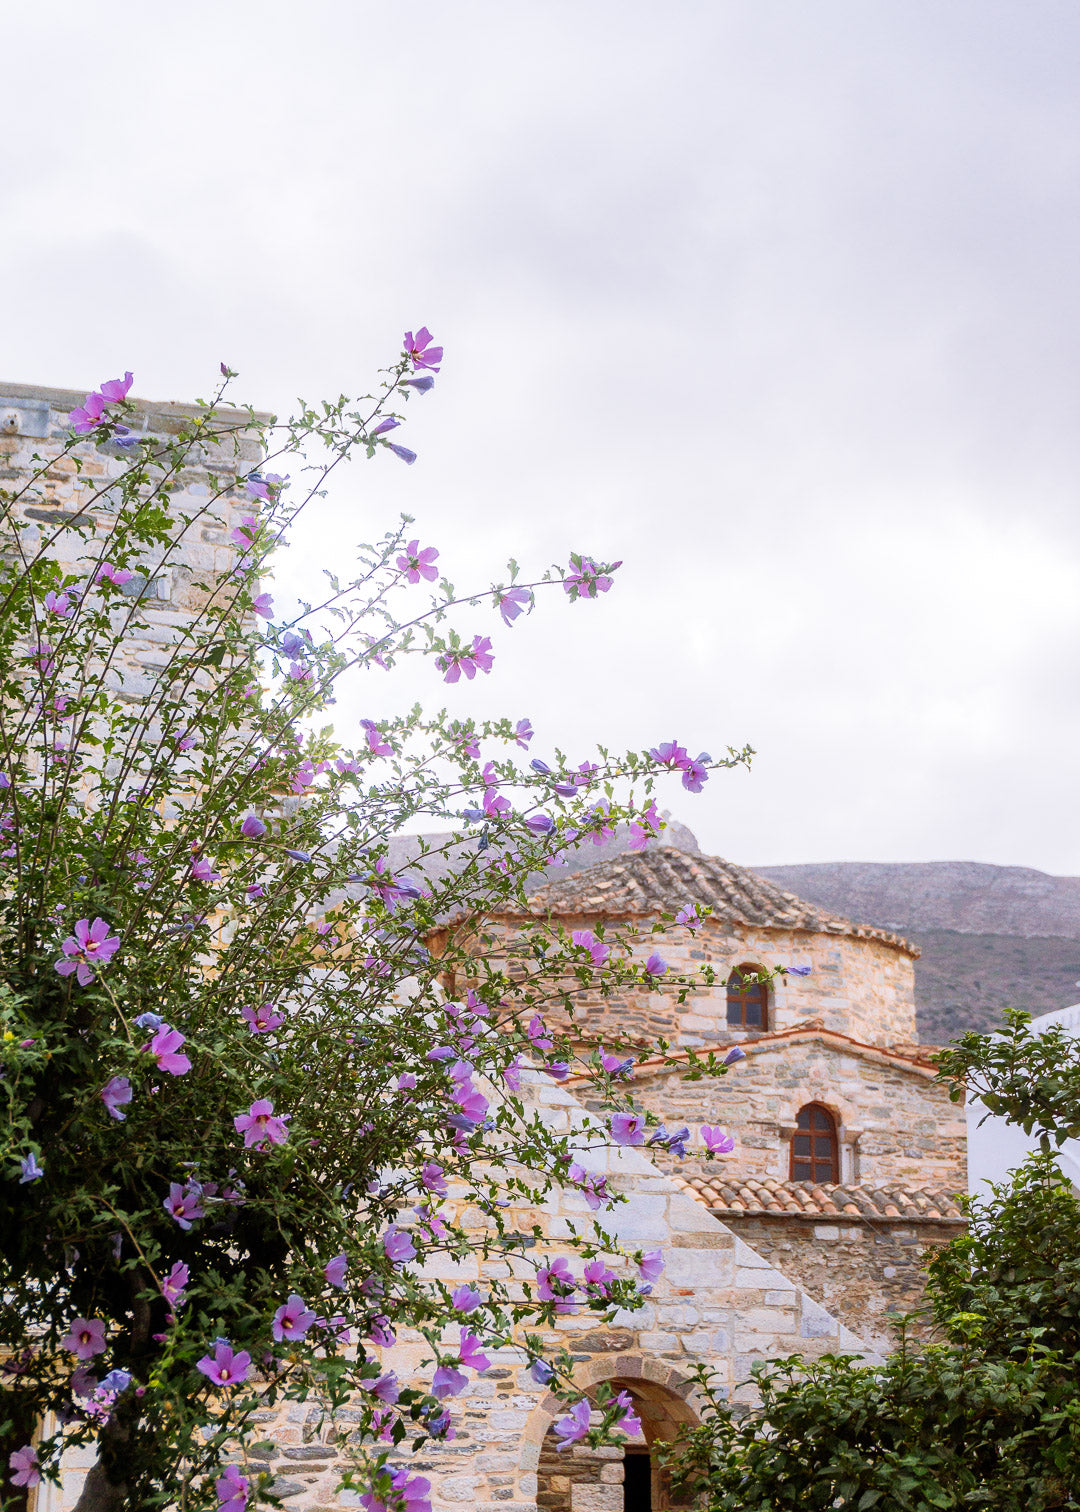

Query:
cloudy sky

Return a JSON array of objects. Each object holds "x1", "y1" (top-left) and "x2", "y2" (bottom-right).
[{"x1": 5, "y1": 2, "x2": 1080, "y2": 872}]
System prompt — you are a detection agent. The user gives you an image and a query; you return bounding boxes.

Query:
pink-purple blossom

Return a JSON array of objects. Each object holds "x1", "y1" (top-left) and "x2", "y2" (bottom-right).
[
  {"x1": 362, "y1": 719, "x2": 394, "y2": 757},
  {"x1": 638, "y1": 1249, "x2": 665, "y2": 1284},
  {"x1": 563, "y1": 554, "x2": 620, "y2": 600},
  {"x1": 571, "y1": 929, "x2": 611, "y2": 966},
  {"x1": 675, "y1": 904, "x2": 700, "y2": 926},
  {"x1": 324, "y1": 1253, "x2": 348, "y2": 1289},
  {"x1": 44, "y1": 590, "x2": 73, "y2": 618},
  {"x1": 164, "y1": 1181, "x2": 205, "y2": 1229},
  {"x1": 397, "y1": 539, "x2": 440, "y2": 583},
  {"x1": 644, "y1": 952, "x2": 668, "y2": 977},
  {"x1": 404, "y1": 327, "x2": 443, "y2": 372},
  {"x1": 537, "y1": 1256, "x2": 577, "y2": 1306},
  {"x1": 388, "y1": 442, "x2": 418, "y2": 464},
  {"x1": 8, "y1": 1446, "x2": 40, "y2": 1488},
  {"x1": 241, "y1": 1002, "x2": 284, "y2": 1035},
  {"x1": 272, "y1": 1293, "x2": 317, "y2": 1342},
  {"x1": 421, "y1": 1161, "x2": 448, "y2": 1196},
  {"x1": 162, "y1": 1261, "x2": 190, "y2": 1307},
  {"x1": 383, "y1": 1226, "x2": 417, "y2": 1266},
  {"x1": 19, "y1": 1152, "x2": 44, "y2": 1183},
  {"x1": 437, "y1": 635, "x2": 495, "y2": 683},
  {"x1": 458, "y1": 1328, "x2": 491, "y2": 1371},
  {"x1": 61, "y1": 1317, "x2": 107, "y2": 1360},
  {"x1": 252, "y1": 592, "x2": 274, "y2": 619},
  {"x1": 610, "y1": 1112, "x2": 646, "y2": 1146},
  {"x1": 216, "y1": 1464, "x2": 250, "y2": 1512},
  {"x1": 99, "y1": 372, "x2": 134, "y2": 403},
  {"x1": 701, "y1": 1125, "x2": 735, "y2": 1154},
  {"x1": 101, "y1": 1076, "x2": 132, "y2": 1121},
  {"x1": 451, "y1": 1284, "x2": 481, "y2": 1313},
  {"x1": 55, "y1": 917, "x2": 120, "y2": 986},
  {"x1": 515, "y1": 717, "x2": 534, "y2": 747},
  {"x1": 497, "y1": 586, "x2": 531, "y2": 626},
  {"x1": 241, "y1": 813, "x2": 266, "y2": 838},
  {"x1": 149, "y1": 1024, "x2": 191, "y2": 1076},
  {"x1": 196, "y1": 1340, "x2": 251, "y2": 1387},
  {"x1": 234, "y1": 1099, "x2": 291, "y2": 1149},
  {"x1": 432, "y1": 1363, "x2": 468, "y2": 1398},
  {"x1": 553, "y1": 1398, "x2": 591, "y2": 1451},
  {"x1": 96, "y1": 562, "x2": 134, "y2": 588},
  {"x1": 613, "y1": 1390, "x2": 643, "y2": 1438}
]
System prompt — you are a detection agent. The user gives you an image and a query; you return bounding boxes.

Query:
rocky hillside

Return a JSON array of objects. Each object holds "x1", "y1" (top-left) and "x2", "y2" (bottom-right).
[{"x1": 754, "y1": 861, "x2": 1080, "y2": 1044}]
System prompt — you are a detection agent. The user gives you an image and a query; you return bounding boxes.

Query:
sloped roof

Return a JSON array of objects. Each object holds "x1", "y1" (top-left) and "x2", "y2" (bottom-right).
[
  {"x1": 499, "y1": 847, "x2": 918, "y2": 955},
  {"x1": 672, "y1": 1172, "x2": 965, "y2": 1223},
  {"x1": 617, "y1": 1023, "x2": 940, "y2": 1078}
]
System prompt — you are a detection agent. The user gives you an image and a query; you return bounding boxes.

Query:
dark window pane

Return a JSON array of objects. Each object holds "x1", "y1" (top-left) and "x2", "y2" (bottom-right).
[
  {"x1": 792, "y1": 1160, "x2": 812, "y2": 1181},
  {"x1": 793, "y1": 1135, "x2": 811, "y2": 1157},
  {"x1": 744, "y1": 1000, "x2": 762, "y2": 1027}
]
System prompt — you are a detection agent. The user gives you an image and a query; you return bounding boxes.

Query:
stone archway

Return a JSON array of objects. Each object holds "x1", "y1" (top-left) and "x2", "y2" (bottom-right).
[{"x1": 522, "y1": 1356, "x2": 703, "y2": 1512}]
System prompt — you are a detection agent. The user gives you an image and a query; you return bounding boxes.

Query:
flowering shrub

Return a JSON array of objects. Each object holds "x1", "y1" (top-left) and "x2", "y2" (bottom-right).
[{"x1": 0, "y1": 338, "x2": 750, "y2": 1511}]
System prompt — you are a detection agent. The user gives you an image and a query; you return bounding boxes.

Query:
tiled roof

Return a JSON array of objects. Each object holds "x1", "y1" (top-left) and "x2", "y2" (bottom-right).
[
  {"x1": 500, "y1": 848, "x2": 918, "y2": 956},
  {"x1": 671, "y1": 1172, "x2": 965, "y2": 1223}
]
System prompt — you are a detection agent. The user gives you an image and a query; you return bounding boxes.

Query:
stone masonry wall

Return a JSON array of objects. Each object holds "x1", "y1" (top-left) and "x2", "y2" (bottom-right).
[
  {"x1": 608, "y1": 1045, "x2": 967, "y2": 1191},
  {"x1": 721, "y1": 1215, "x2": 961, "y2": 1357},
  {"x1": 480, "y1": 917, "x2": 919, "y2": 1056}
]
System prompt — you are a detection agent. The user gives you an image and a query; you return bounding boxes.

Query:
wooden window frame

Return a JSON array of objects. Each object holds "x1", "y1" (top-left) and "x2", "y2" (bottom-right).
[
  {"x1": 790, "y1": 1102, "x2": 839, "y2": 1184},
  {"x1": 726, "y1": 962, "x2": 769, "y2": 1031}
]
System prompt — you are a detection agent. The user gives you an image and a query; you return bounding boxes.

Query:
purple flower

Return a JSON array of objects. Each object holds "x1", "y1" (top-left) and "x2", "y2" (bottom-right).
[
  {"x1": 786, "y1": 963, "x2": 813, "y2": 976},
  {"x1": 583, "y1": 1259, "x2": 617, "y2": 1297},
  {"x1": 459, "y1": 1328, "x2": 491, "y2": 1371},
  {"x1": 543, "y1": 1060, "x2": 570, "y2": 1080},
  {"x1": 649, "y1": 739, "x2": 689, "y2": 768},
  {"x1": 99, "y1": 1368, "x2": 132, "y2": 1394},
  {"x1": 61, "y1": 1317, "x2": 107, "y2": 1360},
  {"x1": 432, "y1": 1363, "x2": 468, "y2": 1398},
  {"x1": 572, "y1": 929, "x2": 611, "y2": 966},
  {"x1": 421, "y1": 1161, "x2": 448, "y2": 1196},
  {"x1": 149, "y1": 1025, "x2": 191, "y2": 1076},
  {"x1": 403, "y1": 374, "x2": 435, "y2": 393},
  {"x1": 383, "y1": 1225, "x2": 417, "y2": 1266},
  {"x1": 498, "y1": 587, "x2": 531, "y2": 626},
  {"x1": 69, "y1": 391, "x2": 107, "y2": 433},
  {"x1": 451, "y1": 1284, "x2": 481, "y2": 1313},
  {"x1": 366, "y1": 1316, "x2": 396, "y2": 1348},
  {"x1": 369, "y1": 1369, "x2": 400, "y2": 1403},
  {"x1": 371, "y1": 416, "x2": 401, "y2": 436},
  {"x1": 240, "y1": 813, "x2": 266, "y2": 838},
  {"x1": 44, "y1": 590, "x2": 73, "y2": 617},
  {"x1": 388, "y1": 442, "x2": 418, "y2": 465},
  {"x1": 537, "y1": 1256, "x2": 577, "y2": 1304},
  {"x1": 531, "y1": 1358, "x2": 555, "y2": 1385},
  {"x1": 164, "y1": 1181, "x2": 205, "y2": 1229},
  {"x1": 96, "y1": 562, "x2": 134, "y2": 588},
  {"x1": 675, "y1": 904, "x2": 699, "y2": 927},
  {"x1": 55, "y1": 916, "x2": 120, "y2": 986},
  {"x1": 701, "y1": 1125, "x2": 735, "y2": 1155},
  {"x1": 404, "y1": 327, "x2": 443, "y2": 372},
  {"x1": 526, "y1": 813, "x2": 555, "y2": 834},
  {"x1": 644, "y1": 952, "x2": 668, "y2": 977},
  {"x1": 196, "y1": 1340, "x2": 251, "y2": 1387},
  {"x1": 681, "y1": 753, "x2": 711, "y2": 792},
  {"x1": 324, "y1": 1253, "x2": 348, "y2": 1289},
  {"x1": 234, "y1": 1099, "x2": 291, "y2": 1149},
  {"x1": 252, "y1": 592, "x2": 274, "y2": 619},
  {"x1": 99, "y1": 372, "x2": 133, "y2": 403},
  {"x1": 272, "y1": 1293, "x2": 317, "y2": 1342},
  {"x1": 502, "y1": 1057, "x2": 522, "y2": 1091},
  {"x1": 613, "y1": 1390, "x2": 643, "y2": 1438},
  {"x1": 19, "y1": 1152, "x2": 44, "y2": 1183},
  {"x1": 397, "y1": 539, "x2": 440, "y2": 583},
  {"x1": 9, "y1": 1445, "x2": 40, "y2": 1488},
  {"x1": 101, "y1": 1076, "x2": 132, "y2": 1121},
  {"x1": 527, "y1": 1014, "x2": 553, "y2": 1050},
  {"x1": 638, "y1": 1249, "x2": 664, "y2": 1284},
  {"x1": 553, "y1": 1398, "x2": 591, "y2": 1451},
  {"x1": 162, "y1": 1261, "x2": 190, "y2": 1306},
  {"x1": 216, "y1": 1464, "x2": 250, "y2": 1512},
  {"x1": 515, "y1": 716, "x2": 535, "y2": 748},
  {"x1": 241, "y1": 1002, "x2": 284, "y2": 1035},
  {"x1": 724, "y1": 1045, "x2": 747, "y2": 1065},
  {"x1": 600, "y1": 1049, "x2": 634, "y2": 1080},
  {"x1": 610, "y1": 1112, "x2": 646, "y2": 1147}
]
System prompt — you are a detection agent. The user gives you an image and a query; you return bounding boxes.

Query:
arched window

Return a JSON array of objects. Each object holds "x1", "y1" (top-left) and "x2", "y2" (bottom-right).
[
  {"x1": 790, "y1": 1103, "x2": 839, "y2": 1183},
  {"x1": 726, "y1": 963, "x2": 768, "y2": 1030}
]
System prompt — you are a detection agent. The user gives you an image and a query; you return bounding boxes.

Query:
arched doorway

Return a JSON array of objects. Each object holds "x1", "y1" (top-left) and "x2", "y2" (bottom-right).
[{"x1": 531, "y1": 1367, "x2": 701, "y2": 1512}]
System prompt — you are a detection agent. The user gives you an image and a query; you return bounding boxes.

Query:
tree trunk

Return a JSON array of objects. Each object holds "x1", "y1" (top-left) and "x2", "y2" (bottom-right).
[{"x1": 70, "y1": 1458, "x2": 128, "y2": 1512}]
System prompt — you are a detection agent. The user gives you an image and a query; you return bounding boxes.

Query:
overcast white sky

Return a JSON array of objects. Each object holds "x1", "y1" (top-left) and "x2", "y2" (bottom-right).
[{"x1": 5, "y1": 1, "x2": 1080, "y2": 872}]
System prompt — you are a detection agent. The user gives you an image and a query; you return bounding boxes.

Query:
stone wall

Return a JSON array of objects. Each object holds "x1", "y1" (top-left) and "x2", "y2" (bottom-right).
[
  {"x1": 477, "y1": 917, "x2": 919, "y2": 1056},
  {"x1": 0, "y1": 381, "x2": 266, "y2": 724},
  {"x1": 721, "y1": 1215, "x2": 961, "y2": 1357},
  {"x1": 596, "y1": 1039, "x2": 967, "y2": 1191}
]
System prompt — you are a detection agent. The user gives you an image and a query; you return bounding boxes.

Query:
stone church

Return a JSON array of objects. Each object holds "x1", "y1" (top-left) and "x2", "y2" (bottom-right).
[{"x1": 0, "y1": 383, "x2": 967, "y2": 1512}]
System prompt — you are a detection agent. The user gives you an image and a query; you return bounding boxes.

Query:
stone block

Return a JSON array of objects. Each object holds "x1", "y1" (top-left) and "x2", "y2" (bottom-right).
[{"x1": 799, "y1": 1296, "x2": 839, "y2": 1338}]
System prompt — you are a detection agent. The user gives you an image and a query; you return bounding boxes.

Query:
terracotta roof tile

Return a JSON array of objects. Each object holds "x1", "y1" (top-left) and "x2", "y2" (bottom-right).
[
  {"x1": 493, "y1": 847, "x2": 918, "y2": 955},
  {"x1": 670, "y1": 1173, "x2": 965, "y2": 1222}
]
